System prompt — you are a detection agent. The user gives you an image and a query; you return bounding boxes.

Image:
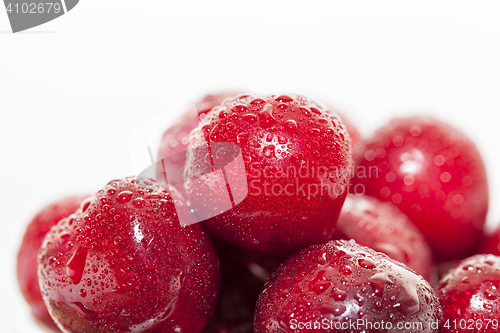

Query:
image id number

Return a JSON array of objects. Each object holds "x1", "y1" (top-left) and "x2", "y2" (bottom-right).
[{"x1": 6, "y1": 2, "x2": 62, "y2": 14}]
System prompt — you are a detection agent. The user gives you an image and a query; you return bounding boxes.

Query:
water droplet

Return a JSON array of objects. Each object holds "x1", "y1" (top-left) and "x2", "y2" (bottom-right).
[
  {"x1": 277, "y1": 135, "x2": 287, "y2": 144},
  {"x1": 392, "y1": 193, "x2": 402, "y2": 204},
  {"x1": 431, "y1": 181, "x2": 441, "y2": 191},
  {"x1": 403, "y1": 175, "x2": 414, "y2": 185},
  {"x1": 231, "y1": 104, "x2": 248, "y2": 113},
  {"x1": 117, "y1": 191, "x2": 133, "y2": 204},
  {"x1": 291, "y1": 153, "x2": 304, "y2": 164},
  {"x1": 66, "y1": 246, "x2": 88, "y2": 284},
  {"x1": 462, "y1": 176, "x2": 473, "y2": 187},
  {"x1": 237, "y1": 132, "x2": 248, "y2": 144},
  {"x1": 209, "y1": 124, "x2": 220, "y2": 141},
  {"x1": 453, "y1": 194, "x2": 464, "y2": 205},
  {"x1": 275, "y1": 95, "x2": 293, "y2": 103},
  {"x1": 375, "y1": 148, "x2": 386, "y2": 158},
  {"x1": 358, "y1": 258, "x2": 376, "y2": 269},
  {"x1": 80, "y1": 199, "x2": 91, "y2": 213},
  {"x1": 385, "y1": 172, "x2": 396, "y2": 182},
  {"x1": 299, "y1": 107, "x2": 312, "y2": 117},
  {"x1": 133, "y1": 198, "x2": 145, "y2": 209},
  {"x1": 218, "y1": 110, "x2": 227, "y2": 119},
  {"x1": 434, "y1": 155, "x2": 446, "y2": 166},
  {"x1": 79, "y1": 289, "x2": 87, "y2": 298},
  {"x1": 410, "y1": 125, "x2": 422, "y2": 136},
  {"x1": 284, "y1": 119, "x2": 298, "y2": 134},
  {"x1": 309, "y1": 128, "x2": 320, "y2": 136},
  {"x1": 259, "y1": 110, "x2": 277, "y2": 128},
  {"x1": 393, "y1": 136, "x2": 404, "y2": 147},
  {"x1": 310, "y1": 107, "x2": 321, "y2": 115},
  {"x1": 484, "y1": 290, "x2": 496, "y2": 300},
  {"x1": 435, "y1": 191, "x2": 446, "y2": 201},
  {"x1": 364, "y1": 150, "x2": 376, "y2": 161},
  {"x1": 332, "y1": 288, "x2": 347, "y2": 301},
  {"x1": 440, "y1": 172, "x2": 451, "y2": 183},
  {"x1": 250, "y1": 98, "x2": 266, "y2": 105},
  {"x1": 339, "y1": 265, "x2": 352, "y2": 275},
  {"x1": 114, "y1": 236, "x2": 123, "y2": 245},
  {"x1": 263, "y1": 145, "x2": 276, "y2": 158},
  {"x1": 330, "y1": 304, "x2": 346, "y2": 316},
  {"x1": 107, "y1": 188, "x2": 117, "y2": 196},
  {"x1": 243, "y1": 113, "x2": 257, "y2": 123}
]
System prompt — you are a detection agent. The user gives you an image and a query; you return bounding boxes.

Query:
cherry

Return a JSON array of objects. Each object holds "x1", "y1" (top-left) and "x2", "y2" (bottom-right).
[
  {"x1": 353, "y1": 116, "x2": 488, "y2": 261},
  {"x1": 16, "y1": 195, "x2": 88, "y2": 329},
  {"x1": 38, "y1": 177, "x2": 219, "y2": 333},
  {"x1": 333, "y1": 194, "x2": 434, "y2": 282},
  {"x1": 185, "y1": 93, "x2": 352, "y2": 257},
  {"x1": 438, "y1": 254, "x2": 500, "y2": 333},
  {"x1": 254, "y1": 239, "x2": 442, "y2": 332}
]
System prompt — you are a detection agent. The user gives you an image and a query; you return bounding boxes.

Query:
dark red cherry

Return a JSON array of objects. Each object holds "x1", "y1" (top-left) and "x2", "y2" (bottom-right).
[
  {"x1": 438, "y1": 254, "x2": 500, "y2": 332},
  {"x1": 38, "y1": 177, "x2": 219, "y2": 333},
  {"x1": 353, "y1": 116, "x2": 488, "y2": 261},
  {"x1": 254, "y1": 239, "x2": 442, "y2": 332},
  {"x1": 185, "y1": 93, "x2": 353, "y2": 257}
]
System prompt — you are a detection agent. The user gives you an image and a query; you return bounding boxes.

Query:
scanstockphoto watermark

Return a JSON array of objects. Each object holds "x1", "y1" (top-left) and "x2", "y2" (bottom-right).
[
  {"x1": 290, "y1": 318, "x2": 440, "y2": 331},
  {"x1": 247, "y1": 162, "x2": 380, "y2": 199}
]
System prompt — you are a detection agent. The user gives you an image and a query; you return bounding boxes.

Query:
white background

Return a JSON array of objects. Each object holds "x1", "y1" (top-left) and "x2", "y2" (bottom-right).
[{"x1": 1, "y1": 1, "x2": 500, "y2": 331}]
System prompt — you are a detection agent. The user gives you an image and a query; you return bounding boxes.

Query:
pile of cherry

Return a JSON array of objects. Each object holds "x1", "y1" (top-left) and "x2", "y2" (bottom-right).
[{"x1": 17, "y1": 92, "x2": 500, "y2": 332}]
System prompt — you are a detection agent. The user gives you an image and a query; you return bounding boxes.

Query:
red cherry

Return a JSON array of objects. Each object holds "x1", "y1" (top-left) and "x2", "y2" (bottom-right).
[
  {"x1": 185, "y1": 93, "x2": 353, "y2": 257},
  {"x1": 353, "y1": 116, "x2": 488, "y2": 261},
  {"x1": 334, "y1": 194, "x2": 434, "y2": 282},
  {"x1": 254, "y1": 239, "x2": 442, "y2": 332},
  {"x1": 438, "y1": 254, "x2": 500, "y2": 333},
  {"x1": 38, "y1": 177, "x2": 219, "y2": 333},
  {"x1": 17, "y1": 195, "x2": 88, "y2": 329}
]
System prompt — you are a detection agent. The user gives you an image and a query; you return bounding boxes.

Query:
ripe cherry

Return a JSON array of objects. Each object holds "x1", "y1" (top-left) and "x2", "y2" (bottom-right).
[
  {"x1": 354, "y1": 116, "x2": 488, "y2": 261},
  {"x1": 38, "y1": 177, "x2": 219, "y2": 333}
]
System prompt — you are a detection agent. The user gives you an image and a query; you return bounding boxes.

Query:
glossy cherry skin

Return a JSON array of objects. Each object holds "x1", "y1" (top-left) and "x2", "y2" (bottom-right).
[
  {"x1": 254, "y1": 239, "x2": 442, "y2": 333},
  {"x1": 38, "y1": 177, "x2": 219, "y2": 333},
  {"x1": 333, "y1": 194, "x2": 434, "y2": 282},
  {"x1": 17, "y1": 195, "x2": 88, "y2": 329},
  {"x1": 438, "y1": 254, "x2": 500, "y2": 333},
  {"x1": 185, "y1": 93, "x2": 352, "y2": 257},
  {"x1": 353, "y1": 116, "x2": 488, "y2": 261}
]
